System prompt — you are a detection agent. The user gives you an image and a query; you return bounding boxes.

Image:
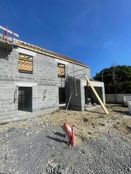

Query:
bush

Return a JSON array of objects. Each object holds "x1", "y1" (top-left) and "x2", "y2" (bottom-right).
[{"x1": 94, "y1": 65, "x2": 131, "y2": 94}]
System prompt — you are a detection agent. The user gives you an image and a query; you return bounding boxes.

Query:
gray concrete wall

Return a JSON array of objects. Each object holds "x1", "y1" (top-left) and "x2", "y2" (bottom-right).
[
  {"x1": 56, "y1": 59, "x2": 90, "y2": 88},
  {"x1": 0, "y1": 81, "x2": 17, "y2": 120},
  {"x1": 0, "y1": 46, "x2": 90, "y2": 121},
  {"x1": 65, "y1": 77, "x2": 85, "y2": 111},
  {"x1": 0, "y1": 48, "x2": 18, "y2": 120},
  {"x1": 0, "y1": 48, "x2": 18, "y2": 80},
  {"x1": 90, "y1": 81, "x2": 106, "y2": 104},
  {"x1": 33, "y1": 85, "x2": 58, "y2": 112},
  {"x1": 57, "y1": 61, "x2": 90, "y2": 111},
  {"x1": 106, "y1": 94, "x2": 131, "y2": 104}
]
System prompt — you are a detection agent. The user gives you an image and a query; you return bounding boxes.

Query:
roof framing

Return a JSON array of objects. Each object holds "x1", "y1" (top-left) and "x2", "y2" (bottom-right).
[{"x1": 14, "y1": 40, "x2": 89, "y2": 68}]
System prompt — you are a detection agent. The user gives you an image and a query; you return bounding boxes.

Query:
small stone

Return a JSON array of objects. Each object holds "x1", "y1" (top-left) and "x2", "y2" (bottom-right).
[
  {"x1": 49, "y1": 162, "x2": 58, "y2": 169},
  {"x1": 61, "y1": 167, "x2": 69, "y2": 174},
  {"x1": 25, "y1": 153, "x2": 28, "y2": 157},
  {"x1": 88, "y1": 131, "x2": 91, "y2": 135},
  {"x1": 81, "y1": 149, "x2": 86, "y2": 154},
  {"x1": 99, "y1": 123, "x2": 105, "y2": 126},
  {"x1": 46, "y1": 167, "x2": 51, "y2": 173},
  {"x1": 45, "y1": 123, "x2": 48, "y2": 126},
  {"x1": 127, "y1": 167, "x2": 131, "y2": 172},
  {"x1": 4, "y1": 133, "x2": 8, "y2": 138},
  {"x1": 7, "y1": 127, "x2": 15, "y2": 132},
  {"x1": 82, "y1": 118, "x2": 88, "y2": 122}
]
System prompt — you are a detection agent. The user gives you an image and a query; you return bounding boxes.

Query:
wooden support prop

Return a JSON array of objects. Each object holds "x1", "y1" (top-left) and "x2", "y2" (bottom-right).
[{"x1": 85, "y1": 75, "x2": 109, "y2": 115}]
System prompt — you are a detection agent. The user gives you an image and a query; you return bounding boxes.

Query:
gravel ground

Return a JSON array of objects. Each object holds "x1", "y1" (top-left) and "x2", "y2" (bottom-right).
[{"x1": 0, "y1": 105, "x2": 131, "y2": 174}]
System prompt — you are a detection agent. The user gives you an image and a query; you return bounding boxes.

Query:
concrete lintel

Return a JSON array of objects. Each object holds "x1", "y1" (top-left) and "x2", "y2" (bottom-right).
[
  {"x1": 16, "y1": 47, "x2": 36, "y2": 56},
  {"x1": 15, "y1": 82, "x2": 37, "y2": 87},
  {"x1": 81, "y1": 80, "x2": 104, "y2": 87},
  {"x1": 55, "y1": 58, "x2": 69, "y2": 65},
  {"x1": 90, "y1": 81, "x2": 104, "y2": 87}
]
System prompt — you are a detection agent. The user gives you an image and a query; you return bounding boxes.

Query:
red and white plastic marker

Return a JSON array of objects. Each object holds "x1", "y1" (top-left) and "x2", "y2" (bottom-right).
[
  {"x1": 71, "y1": 125, "x2": 75, "y2": 146},
  {"x1": 63, "y1": 121, "x2": 75, "y2": 146}
]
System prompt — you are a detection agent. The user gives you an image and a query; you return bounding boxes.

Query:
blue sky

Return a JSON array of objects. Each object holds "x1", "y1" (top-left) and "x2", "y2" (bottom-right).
[{"x1": 0, "y1": 0, "x2": 131, "y2": 76}]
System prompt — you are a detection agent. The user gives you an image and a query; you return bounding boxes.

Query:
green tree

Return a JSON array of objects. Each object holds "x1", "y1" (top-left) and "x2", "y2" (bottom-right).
[{"x1": 94, "y1": 65, "x2": 131, "y2": 94}]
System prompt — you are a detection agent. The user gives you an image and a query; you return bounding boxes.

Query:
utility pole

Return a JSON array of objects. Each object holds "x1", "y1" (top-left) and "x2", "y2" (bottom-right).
[
  {"x1": 102, "y1": 71, "x2": 104, "y2": 82},
  {"x1": 112, "y1": 66, "x2": 117, "y2": 94}
]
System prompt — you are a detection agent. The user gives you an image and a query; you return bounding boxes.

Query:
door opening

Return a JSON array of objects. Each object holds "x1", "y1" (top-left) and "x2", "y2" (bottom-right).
[
  {"x1": 59, "y1": 87, "x2": 66, "y2": 104},
  {"x1": 18, "y1": 87, "x2": 32, "y2": 112},
  {"x1": 84, "y1": 86, "x2": 103, "y2": 104}
]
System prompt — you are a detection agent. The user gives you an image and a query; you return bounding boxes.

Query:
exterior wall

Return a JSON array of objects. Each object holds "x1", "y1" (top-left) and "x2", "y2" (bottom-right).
[
  {"x1": 57, "y1": 59, "x2": 90, "y2": 111},
  {"x1": 56, "y1": 58, "x2": 90, "y2": 88},
  {"x1": 0, "y1": 47, "x2": 18, "y2": 81},
  {"x1": 0, "y1": 48, "x2": 18, "y2": 120},
  {"x1": 0, "y1": 81, "x2": 17, "y2": 120},
  {"x1": 90, "y1": 81, "x2": 106, "y2": 104},
  {"x1": 33, "y1": 85, "x2": 58, "y2": 112},
  {"x1": 81, "y1": 80, "x2": 106, "y2": 105},
  {"x1": 65, "y1": 78, "x2": 85, "y2": 111},
  {"x1": 0, "y1": 46, "x2": 90, "y2": 121},
  {"x1": 106, "y1": 94, "x2": 131, "y2": 104}
]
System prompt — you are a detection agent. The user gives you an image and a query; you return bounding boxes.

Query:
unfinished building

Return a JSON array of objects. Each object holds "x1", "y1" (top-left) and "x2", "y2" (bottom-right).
[{"x1": 0, "y1": 27, "x2": 105, "y2": 122}]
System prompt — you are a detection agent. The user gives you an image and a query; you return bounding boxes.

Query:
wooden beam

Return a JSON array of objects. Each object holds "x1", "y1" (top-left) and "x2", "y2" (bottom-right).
[
  {"x1": 15, "y1": 42, "x2": 88, "y2": 68},
  {"x1": 85, "y1": 75, "x2": 109, "y2": 115}
]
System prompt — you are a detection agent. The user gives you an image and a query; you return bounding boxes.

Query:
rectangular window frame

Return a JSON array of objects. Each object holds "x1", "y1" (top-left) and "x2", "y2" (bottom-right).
[
  {"x1": 57, "y1": 63, "x2": 66, "y2": 78},
  {"x1": 18, "y1": 53, "x2": 33, "y2": 74}
]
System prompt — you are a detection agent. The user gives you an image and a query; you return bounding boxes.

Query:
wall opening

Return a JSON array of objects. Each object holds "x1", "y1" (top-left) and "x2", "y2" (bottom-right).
[
  {"x1": 59, "y1": 87, "x2": 66, "y2": 104},
  {"x1": 18, "y1": 53, "x2": 33, "y2": 74},
  {"x1": 0, "y1": 45, "x2": 12, "y2": 60},
  {"x1": 57, "y1": 63, "x2": 65, "y2": 78},
  {"x1": 84, "y1": 86, "x2": 103, "y2": 104},
  {"x1": 18, "y1": 87, "x2": 32, "y2": 112}
]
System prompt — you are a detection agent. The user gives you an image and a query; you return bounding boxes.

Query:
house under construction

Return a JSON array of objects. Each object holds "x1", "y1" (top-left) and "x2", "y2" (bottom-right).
[{"x1": 0, "y1": 26, "x2": 105, "y2": 122}]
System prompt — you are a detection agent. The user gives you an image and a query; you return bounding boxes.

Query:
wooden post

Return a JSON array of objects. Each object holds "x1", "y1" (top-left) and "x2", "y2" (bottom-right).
[{"x1": 85, "y1": 75, "x2": 109, "y2": 115}]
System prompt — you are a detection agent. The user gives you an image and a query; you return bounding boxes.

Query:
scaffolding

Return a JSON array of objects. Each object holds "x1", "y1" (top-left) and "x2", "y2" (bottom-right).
[{"x1": 0, "y1": 25, "x2": 19, "y2": 46}]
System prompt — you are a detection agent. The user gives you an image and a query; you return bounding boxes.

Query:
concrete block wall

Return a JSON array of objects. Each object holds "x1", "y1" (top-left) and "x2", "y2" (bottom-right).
[
  {"x1": 56, "y1": 59, "x2": 90, "y2": 87},
  {"x1": 0, "y1": 81, "x2": 17, "y2": 119},
  {"x1": 16, "y1": 53, "x2": 58, "y2": 84},
  {"x1": 106, "y1": 94, "x2": 131, "y2": 104},
  {"x1": 90, "y1": 81, "x2": 105, "y2": 104},
  {"x1": 65, "y1": 77, "x2": 85, "y2": 111},
  {"x1": 0, "y1": 48, "x2": 18, "y2": 80},
  {"x1": 33, "y1": 85, "x2": 59, "y2": 112},
  {"x1": 0, "y1": 48, "x2": 18, "y2": 119},
  {"x1": 67, "y1": 63, "x2": 90, "y2": 80},
  {"x1": 0, "y1": 46, "x2": 90, "y2": 121},
  {"x1": 56, "y1": 60, "x2": 90, "y2": 111}
]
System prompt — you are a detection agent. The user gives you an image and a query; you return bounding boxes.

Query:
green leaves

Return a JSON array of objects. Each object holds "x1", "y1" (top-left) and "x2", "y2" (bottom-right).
[{"x1": 94, "y1": 65, "x2": 131, "y2": 94}]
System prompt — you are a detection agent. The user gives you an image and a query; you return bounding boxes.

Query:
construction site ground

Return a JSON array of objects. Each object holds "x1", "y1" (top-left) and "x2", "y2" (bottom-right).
[{"x1": 0, "y1": 104, "x2": 131, "y2": 174}]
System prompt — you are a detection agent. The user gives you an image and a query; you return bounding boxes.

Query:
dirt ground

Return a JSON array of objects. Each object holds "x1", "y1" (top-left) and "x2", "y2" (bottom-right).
[
  {"x1": 1, "y1": 104, "x2": 131, "y2": 142},
  {"x1": 0, "y1": 104, "x2": 131, "y2": 174}
]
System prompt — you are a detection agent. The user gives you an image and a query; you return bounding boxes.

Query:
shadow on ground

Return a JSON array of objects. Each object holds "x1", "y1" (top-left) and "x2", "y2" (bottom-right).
[
  {"x1": 113, "y1": 109, "x2": 129, "y2": 115},
  {"x1": 47, "y1": 131, "x2": 68, "y2": 144}
]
